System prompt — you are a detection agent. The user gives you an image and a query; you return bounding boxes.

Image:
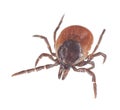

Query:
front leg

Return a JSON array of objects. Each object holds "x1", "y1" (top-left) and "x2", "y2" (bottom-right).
[
  {"x1": 72, "y1": 66, "x2": 97, "y2": 98},
  {"x1": 12, "y1": 61, "x2": 59, "y2": 77},
  {"x1": 33, "y1": 35, "x2": 56, "y2": 56},
  {"x1": 35, "y1": 53, "x2": 57, "y2": 67}
]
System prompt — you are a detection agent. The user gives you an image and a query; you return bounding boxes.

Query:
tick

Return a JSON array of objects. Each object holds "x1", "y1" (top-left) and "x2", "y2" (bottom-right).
[{"x1": 12, "y1": 15, "x2": 107, "y2": 98}]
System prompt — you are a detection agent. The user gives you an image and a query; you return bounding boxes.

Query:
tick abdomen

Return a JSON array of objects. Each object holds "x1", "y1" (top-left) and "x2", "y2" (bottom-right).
[{"x1": 55, "y1": 25, "x2": 93, "y2": 59}]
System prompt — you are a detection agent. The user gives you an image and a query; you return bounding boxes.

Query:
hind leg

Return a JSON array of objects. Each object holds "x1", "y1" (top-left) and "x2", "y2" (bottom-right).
[{"x1": 72, "y1": 66, "x2": 97, "y2": 98}]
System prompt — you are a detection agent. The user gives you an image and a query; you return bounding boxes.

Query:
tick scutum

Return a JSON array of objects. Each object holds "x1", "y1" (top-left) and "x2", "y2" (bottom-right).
[{"x1": 58, "y1": 39, "x2": 81, "y2": 66}]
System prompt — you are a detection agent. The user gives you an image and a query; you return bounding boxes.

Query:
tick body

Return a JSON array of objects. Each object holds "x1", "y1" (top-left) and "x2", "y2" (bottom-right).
[
  {"x1": 55, "y1": 25, "x2": 93, "y2": 67},
  {"x1": 12, "y1": 15, "x2": 107, "y2": 98}
]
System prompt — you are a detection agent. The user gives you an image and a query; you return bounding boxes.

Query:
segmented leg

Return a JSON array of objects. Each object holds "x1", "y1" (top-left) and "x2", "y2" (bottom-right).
[
  {"x1": 86, "y1": 29, "x2": 107, "y2": 63},
  {"x1": 93, "y1": 52, "x2": 106, "y2": 63},
  {"x1": 76, "y1": 61, "x2": 95, "y2": 69},
  {"x1": 35, "y1": 53, "x2": 57, "y2": 67},
  {"x1": 91, "y1": 29, "x2": 106, "y2": 55},
  {"x1": 88, "y1": 52, "x2": 106, "y2": 63},
  {"x1": 87, "y1": 61, "x2": 95, "y2": 69},
  {"x1": 12, "y1": 61, "x2": 59, "y2": 77},
  {"x1": 54, "y1": 15, "x2": 64, "y2": 45},
  {"x1": 72, "y1": 66, "x2": 97, "y2": 98},
  {"x1": 33, "y1": 35, "x2": 56, "y2": 56},
  {"x1": 86, "y1": 69, "x2": 97, "y2": 98}
]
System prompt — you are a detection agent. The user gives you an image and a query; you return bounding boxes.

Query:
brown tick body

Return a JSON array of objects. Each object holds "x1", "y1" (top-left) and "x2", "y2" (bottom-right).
[{"x1": 12, "y1": 15, "x2": 107, "y2": 98}]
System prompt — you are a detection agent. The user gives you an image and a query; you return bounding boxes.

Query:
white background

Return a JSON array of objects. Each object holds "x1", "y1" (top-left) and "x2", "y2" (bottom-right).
[{"x1": 0, "y1": 0, "x2": 119, "y2": 110}]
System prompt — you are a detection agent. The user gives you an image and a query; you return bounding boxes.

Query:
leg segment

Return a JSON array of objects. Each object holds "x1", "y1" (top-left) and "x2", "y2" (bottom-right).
[
  {"x1": 54, "y1": 15, "x2": 64, "y2": 45},
  {"x1": 88, "y1": 52, "x2": 106, "y2": 63},
  {"x1": 76, "y1": 61, "x2": 95, "y2": 69},
  {"x1": 35, "y1": 53, "x2": 57, "y2": 67},
  {"x1": 72, "y1": 66, "x2": 97, "y2": 98},
  {"x1": 33, "y1": 35, "x2": 56, "y2": 56},
  {"x1": 87, "y1": 61, "x2": 95, "y2": 69},
  {"x1": 86, "y1": 69, "x2": 97, "y2": 98},
  {"x1": 12, "y1": 61, "x2": 59, "y2": 77},
  {"x1": 87, "y1": 29, "x2": 106, "y2": 63},
  {"x1": 92, "y1": 52, "x2": 106, "y2": 63},
  {"x1": 91, "y1": 29, "x2": 106, "y2": 55}
]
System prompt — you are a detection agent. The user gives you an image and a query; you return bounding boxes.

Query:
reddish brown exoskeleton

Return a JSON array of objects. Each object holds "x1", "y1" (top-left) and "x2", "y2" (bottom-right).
[{"x1": 12, "y1": 15, "x2": 106, "y2": 98}]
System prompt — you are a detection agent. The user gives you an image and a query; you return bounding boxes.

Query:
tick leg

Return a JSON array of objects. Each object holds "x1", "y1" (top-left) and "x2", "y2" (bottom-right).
[
  {"x1": 35, "y1": 53, "x2": 57, "y2": 67},
  {"x1": 92, "y1": 52, "x2": 106, "y2": 63},
  {"x1": 72, "y1": 67, "x2": 97, "y2": 98},
  {"x1": 54, "y1": 15, "x2": 64, "y2": 46},
  {"x1": 12, "y1": 61, "x2": 59, "y2": 77},
  {"x1": 87, "y1": 29, "x2": 107, "y2": 63},
  {"x1": 76, "y1": 61, "x2": 95, "y2": 69},
  {"x1": 12, "y1": 68, "x2": 36, "y2": 77},
  {"x1": 91, "y1": 29, "x2": 106, "y2": 55},
  {"x1": 86, "y1": 69, "x2": 97, "y2": 98},
  {"x1": 88, "y1": 52, "x2": 106, "y2": 63},
  {"x1": 87, "y1": 61, "x2": 95, "y2": 69},
  {"x1": 33, "y1": 35, "x2": 56, "y2": 56}
]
